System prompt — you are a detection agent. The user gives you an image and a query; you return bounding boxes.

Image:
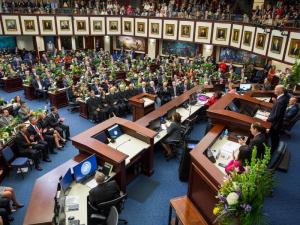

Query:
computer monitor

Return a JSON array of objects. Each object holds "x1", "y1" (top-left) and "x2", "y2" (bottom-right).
[
  {"x1": 60, "y1": 168, "x2": 73, "y2": 193},
  {"x1": 93, "y1": 131, "x2": 108, "y2": 144},
  {"x1": 107, "y1": 124, "x2": 123, "y2": 139},
  {"x1": 149, "y1": 119, "x2": 161, "y2": 131},
  {"x1": 228, "y1": 102, "x2": 240, "y2": 113},
  {"x1": 239, "y1": 83, "x2": 252, "y2": 92},
  {"x1": 167, "y1": 108, "x2": 177, "y2": 120},
  {"x1": 73, "y1": 154, "x2": 98, "y2": 183}
]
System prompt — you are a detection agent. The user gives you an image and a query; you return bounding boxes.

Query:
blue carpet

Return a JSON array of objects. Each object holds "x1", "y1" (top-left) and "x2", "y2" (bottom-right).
[{"x1": 1, "y1": 88, "x2": 300, "y2": 225}]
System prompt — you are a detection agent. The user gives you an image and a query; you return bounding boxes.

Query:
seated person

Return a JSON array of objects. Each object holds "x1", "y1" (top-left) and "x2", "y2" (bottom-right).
[
  {"x1": 86, "y1": 90, "x2": 101, "y2": 123},
  {"x1": 0, "y1": 110, "x2": 14, "y2": 128},
  {"x1": 0, "y1": 186, "x2": 23, "y2": 210},
  {"x1": 228, "y1": 82, "x2": 237, "y2": 94},
  {"x1": 32, "y1": 75, "x2": 47, "y2": 98},
  {"x1": 11, "y1": 96, "x2": 22, "y2": 116},
  {"x1": 47, "y1": 106, "x2": 70, "y2": 140},
  {"x1": 198, "y1": 91, "x2": 222, "y2": 118},
  {"x1": 225, "y1": 149, "x2": 250, "y2": 174},
  {"x1": 238, "y1": 122, "x2": 268, "y2": 159},
  {"x1": 283, "y1": 96, "x2": 299, "y2": 128},
  {"x1": 14, "y1": 124, "x2": 44, "y2": 171},
  {"x1": 89, "y1": 171, "x2": 120, "y2": 206},
  {"x1": 18, "y1": 102, "x2": 32, "y2": 121},
  {"x1": 161, "y1": 112, "x2": 182, "y2": 159}
]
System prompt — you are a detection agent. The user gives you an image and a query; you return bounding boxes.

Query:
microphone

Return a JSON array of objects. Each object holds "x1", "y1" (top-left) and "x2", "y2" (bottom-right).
[{"x1": 116, "y1": 138, "x2": 131, "y2": 150}]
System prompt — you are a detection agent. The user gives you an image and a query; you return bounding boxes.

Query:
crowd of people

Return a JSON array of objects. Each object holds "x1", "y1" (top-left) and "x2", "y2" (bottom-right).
[{"x1": 1, "y1": 0, "x2": 299, "y2": 27}]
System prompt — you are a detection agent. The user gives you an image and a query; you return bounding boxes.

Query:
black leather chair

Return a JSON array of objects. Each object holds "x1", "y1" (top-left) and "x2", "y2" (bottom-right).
[
  {"x1": 282, "y1": 109, "x2": 300, "y2": 138},
  {"x1": 88, "y1": 192, "x2": 128, "y2": 225},
  {"x1": 89, "y1": 206, "x2": 119, "y2": 225}
]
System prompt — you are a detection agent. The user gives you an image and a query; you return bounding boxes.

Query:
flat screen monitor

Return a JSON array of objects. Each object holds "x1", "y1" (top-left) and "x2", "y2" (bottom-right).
[
  {"x1": 93, "y1": 131, "x2": 108, "y2": 144},
  {"x1": 228, "y1": 102, "x2": 240, "y2": 113},
  {"x1": 107, "y1": 124, "x2": 123, "y2": 139},
  {"x1": 149, "y1": 119, "x2": 161, "y2": 130},
  {"x1": 73, "y1": 154, "x2": 98, "y2": 182},
  {"x1": 60, "y1": 168, "x2": 73, "y2": 193},
  {"x1": 239, "y1": 83, "x2": 252, "y2": 92},
  {"x1": 167, "y1": 108, "x2": 177, "y2": 120}
]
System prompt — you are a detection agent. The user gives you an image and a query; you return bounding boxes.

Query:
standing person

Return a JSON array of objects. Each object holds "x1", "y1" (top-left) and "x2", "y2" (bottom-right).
[
  {"x1": 267, "y1": 85, "x2": 289, "y2": 152},
  {"x1": 47, "y1": 106, "x2": 70, "y2": 140}
]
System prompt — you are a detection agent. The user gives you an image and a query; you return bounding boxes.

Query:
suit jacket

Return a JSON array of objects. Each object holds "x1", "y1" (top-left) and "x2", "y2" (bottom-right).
[
  {"x1": 248, "y1": 133, "x2": 267, "y2": 159},
  {"x1": 170, "y1": 86, "x2": 181, "y2": 97},
  {"x1": 267, "y1": 94, "x2": 289, "y2": 129},
  {"x1": 91, "y1": 84, "x2": 100, "y2": 95},
  {"x1": 165, "y1": 122, "x2": 182, "y2": 142},
  {"x1": 27, "y1": 124, "x2": 44, "y2": 142},
  {"x1": 284, "y1": 104, "x2": 299, "y2": 122},
  {"x1": 46, "y1": 113, "x2": 60, "y2": 128},
  {"x1": 0, "y1": 115, "x2": 13, "y2": 127},
  {"x1": 86, "y1": 96, "x2": 101, "y2": 113},
  {"x1": 89, "y1": 180, "x2": 120, "y2": 206},
  {"x1": 32, "y1": 79, "x2": 45, "y2": 91},
  {"x1": 14, "y1": 132, "x2": 32, "y2": 153},
  {"x1": 18, "y1": 107, "x2": 30, "y2": 121}
]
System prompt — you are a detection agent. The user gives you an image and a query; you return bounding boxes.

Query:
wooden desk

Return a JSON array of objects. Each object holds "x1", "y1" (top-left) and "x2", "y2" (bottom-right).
[
  {"x1": 72, "y1": 117, "x2": 156, "y2": 192},
  {"x1": 207, "y1": 93, "x2": 272, "y2": 133},
  {"x1": 129, "y1": 93, "x2": 156, "y2": 121},
  {"x1": 48, "y1": 89, "x2": 68, "y2": 108},
  {"x1": 23, "y1": 85, "x2": 36, "y2": 100},
  {"x1": 79, "y1": 100, "x2": 89, "y2": 119},
  {"x1": 1, "y1": 77, "x2": 23, "y2": 92},
  {"x1": 23, "y1": 154, "x2": 88, "y2": 225}
]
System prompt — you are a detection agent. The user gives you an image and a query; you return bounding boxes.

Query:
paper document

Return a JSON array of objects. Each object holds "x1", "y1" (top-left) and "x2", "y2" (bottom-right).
[
  {"x1": 142, "y1": 97, "x2": 154, "y2": 107},
  {"x1": 220, "y1": 141, "x2": 240, "y2": 155},
  {"x1": 85, "y1": 179, "x2": 98, "y2": 189}
]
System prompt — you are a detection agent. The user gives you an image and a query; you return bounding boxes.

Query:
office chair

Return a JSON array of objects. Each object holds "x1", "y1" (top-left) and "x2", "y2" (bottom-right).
[
  {"x1": 90, "y1": 206, "x2": 118, "y2": 225},
  {"x1": 281, "y1": 109, "x2": 300, "y2": 138},
  {"x1": 88, "y1": 192, "x2": 128, "y2": 225},
  {"x1": 2, "y1": 146, "x2": 32, "y2": 178}
]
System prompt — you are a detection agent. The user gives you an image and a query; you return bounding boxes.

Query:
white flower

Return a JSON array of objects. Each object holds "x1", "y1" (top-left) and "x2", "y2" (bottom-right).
[{"x1": 226, "y1": 192, "x2": 239, "y2": 205}]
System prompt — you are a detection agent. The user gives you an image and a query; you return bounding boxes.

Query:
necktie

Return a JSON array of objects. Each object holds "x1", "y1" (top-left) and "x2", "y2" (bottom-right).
[{"x1": 34, "y1": 126, "x2": 44, "y2": 141}]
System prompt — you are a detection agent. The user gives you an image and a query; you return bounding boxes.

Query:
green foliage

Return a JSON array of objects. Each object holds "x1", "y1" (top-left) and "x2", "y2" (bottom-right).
[
  {"x1": 290, "y1": 60, "x2": 300, "y2": 86},
  {"x1": 214, "y1": 145, "x2": 273, "y2": 225}
]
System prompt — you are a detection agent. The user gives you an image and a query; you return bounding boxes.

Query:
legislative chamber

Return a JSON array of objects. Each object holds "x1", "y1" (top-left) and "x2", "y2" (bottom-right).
[{"x1": 0, "y1": 1, "x2": 300, "y2": 225}]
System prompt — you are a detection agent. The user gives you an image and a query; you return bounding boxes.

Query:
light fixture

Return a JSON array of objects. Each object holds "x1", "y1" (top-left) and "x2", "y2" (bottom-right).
[{"x1": 281, "y1": 31, "x2": 288, "y2": 36}]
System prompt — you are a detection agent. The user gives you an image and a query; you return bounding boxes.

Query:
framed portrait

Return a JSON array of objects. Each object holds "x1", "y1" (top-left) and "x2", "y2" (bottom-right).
[
  {"x1": 90, "y1": 17, "x2": 105, "y2": 35},
  {"x1": 2, "y1": 15, "x2": 21, "y2": 35},
  {"x1": 106, "y1": 17, "x2": 121, "y2": 35},
  {"x1": 135, "y1": 18, "x2": 148, "y2": 37},
  {"x1": 39, "y1": 16, "x2": 56, "y2": 35},
  {"x1": 195, "y1": 22, "x2": 212, "y2": 44},
  {"x1": 179, "y1": 21, "x2": 194, "y2": 42},
  {"x1": 243, "y1": 31, "x2": 252, "y2": 46},
  {"x1": 288, "y1": 39, "x2": 300, "y2": 58},
  {"x1": 74, "y1": 17, "x2": 89, "y2": 35},
  {"x1": 285, "y1": 32, "x2": 300, "y2": 63},
  {"x1": 216, "y1": 28, "x2": 227, "y2": 41},
  {"x1": 20, "y1": 16, "x2": 39, "y2": 35},
  {"x1": 270, "y1": 36, "x2": 283, "y2": 54},
  {"x1": 232, "y1": 29, "x2": 240, "y2": 43},
  {"x1": 122, "y1": 17, "x2": 134, "y2": 36},
  {"x1": 56, "y1": 16, "x2": 73, "y2": 35},
  {"x1": 256, "y1": 33, "x2": 266, "y2": 50},
  {"x1": 149, "y1": 19, "x2": 162, "y2": 39},
  {"x1": 163, "y1": 20, "x2": 178, "y2": 40}
]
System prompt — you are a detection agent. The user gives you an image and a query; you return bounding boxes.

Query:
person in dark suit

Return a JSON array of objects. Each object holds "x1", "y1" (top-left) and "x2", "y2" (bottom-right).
[
  {"x1": 267, "y1": 85, "x2": 290, "y2": 152},
  {"x1": 283, "y1": 96, "x2": 299, "y2": 127},
  {"x1": 289, "y1": 43, "x2": 299, "y2": 56},
  {"x1": 161, "y1": 112, "x2": 182, "y2": 159},
  {"x1": 27, "y1": 116, "x2": 56, "y2": 155},
  {"x1": 89, "y1": 171, "x2": 120, "y2": 206},
  {"x1": 239, "y1": 122, "x2": 268, "y2": 159},
  {"x1": 32, "y1": 75, "x2": 47, "y2": 99},
  {"x1": 158, "y1": 82, "x2": 171, "y2": 105},
  {"x1": 90, "y1": 79, "x2": 101, "y2": 95},
  {"x1": 86, "y1": 90, "x2": 102, "y2": 122},
  {"x1": 170, "y1": 81, "x2": 181, "y2": 98},
  {"x1": 47, "y1": 106, "x2": 70, "y2": 140},
  {"x1": 14, "y1": 124, "x2": 44, "y2": 171}
]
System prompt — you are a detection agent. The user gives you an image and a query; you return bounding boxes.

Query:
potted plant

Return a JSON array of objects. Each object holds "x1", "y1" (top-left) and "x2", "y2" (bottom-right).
[
  {"x1": 290, "y1": 60, "x2": 300, "y2": 90},
  {"x1": 213, "y1": 146, "x2": 273, "y2": 225}
]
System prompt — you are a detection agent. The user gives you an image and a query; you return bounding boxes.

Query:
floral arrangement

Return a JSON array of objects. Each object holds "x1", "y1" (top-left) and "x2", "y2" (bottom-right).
[
  {"x1": 290, "y1": 60, "x2": 300, "y2": 87},
  {"x1": 213, "y1": 145, "x2": 273, "y2": 225},
  {"x1": 48, "y1": 82, "x2": 58, "y2": 93}
]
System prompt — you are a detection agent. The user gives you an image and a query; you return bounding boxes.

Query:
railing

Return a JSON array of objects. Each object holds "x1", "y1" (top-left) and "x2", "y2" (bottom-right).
[{"x1": 1, "y1": 7, "x2": 299, "y2": 30}]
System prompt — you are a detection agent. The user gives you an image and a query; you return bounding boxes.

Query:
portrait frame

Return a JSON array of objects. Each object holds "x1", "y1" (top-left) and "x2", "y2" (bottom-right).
[
  {"x1": 255, "y1": 33, "x2": 267, "y2": 50},
  {"x1": 39, "y1": 16, "x2": 56, "y2": 35},
  {"x1": 90, "y1": 17, "x2": 105, "y2": 35},
  {"x1": 74, "y1": 17, "x2": 89, "y2": 35},
  {"x1": 230, "y1": 24, "x2": 242, "y2": 48},
  {"x1": 268, "y1": 29, "x2": 287, "y2": 61},
  {"x1": 106, "y1": 17, "x2": 121, "y2": 35},
  {"x1": 122, "y1": 17, "x2": 134, "y2": 36},
  {"x1": 178, "y1": 21, "x2": 194, "y2": 42},
  {"x1": 23, "y1": 20, "x2": 36, "y2": 32},
  {"x1": 241, "y1": 26, "x2": 255, "y2": 52},
  {"x1": 148, "y1": 19, "x2": 162, "y2": 39},
  {"x1": 288, "y1": 38, "x2": 300, "y2": 58},
  {"x1": 135, "y1": 18, "x2": 148, "y2": 37},
  {"x1": 2, "y1": 15, "x2": 21, "y2": 35},
  {"x1": 285, "y1": 32, "x2": 300, "y2": 63},
  {"x1": 163, "y1": 20, "x2": 178, "y2": 40},
  {"x1": 253, "y1": 27, "x2": 269, "y2": 56},
  {"x1": 115, "y1": 36, "x2": 146, "y2": 53},
  {"x1": 194, "y1": 22, "x2": 212, "y2": 44},
  {"x1": 213, "y1": 23, "x2": 231, "y2": 45},
  {"x1": 56, "y1": 16, "x2": 73, "y2": 35}
]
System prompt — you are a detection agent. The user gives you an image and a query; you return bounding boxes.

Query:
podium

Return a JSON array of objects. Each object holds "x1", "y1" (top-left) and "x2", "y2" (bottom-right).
[
  {"x1": 129, "y1": 93, "x2": 156, "y2": 121},
  {"x1": 23, "y1": 85, "x2": 35, "y2": 100}
]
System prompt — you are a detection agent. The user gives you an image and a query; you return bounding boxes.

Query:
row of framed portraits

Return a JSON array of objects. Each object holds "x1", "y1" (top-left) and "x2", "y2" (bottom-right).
[{"x1": 0, "y1": 15, "x2": 299, "y2": 63}]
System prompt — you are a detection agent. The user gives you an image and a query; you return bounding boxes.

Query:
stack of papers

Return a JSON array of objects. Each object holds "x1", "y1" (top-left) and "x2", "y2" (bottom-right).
[
  {"x1": 65, "y1": 196, "x2": 79, "y2": 211},
  {"x1": 85, "y1": 179, "x2": 97, "y2": 189},
  {"x1": 220, "y1": 141, "x2": 240, "y2": 156},
  {"x1": 142, "y1": 97, "x2": 154, "y2": 107},
  {"x1": 254, "y1": 110, "x2": 270, "y2": 121}
]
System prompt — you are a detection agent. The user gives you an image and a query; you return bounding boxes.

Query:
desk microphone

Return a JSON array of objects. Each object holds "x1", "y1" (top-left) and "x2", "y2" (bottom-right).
[{"x1": 116, "y1": 138, "x2": 131, "y2": 150}]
